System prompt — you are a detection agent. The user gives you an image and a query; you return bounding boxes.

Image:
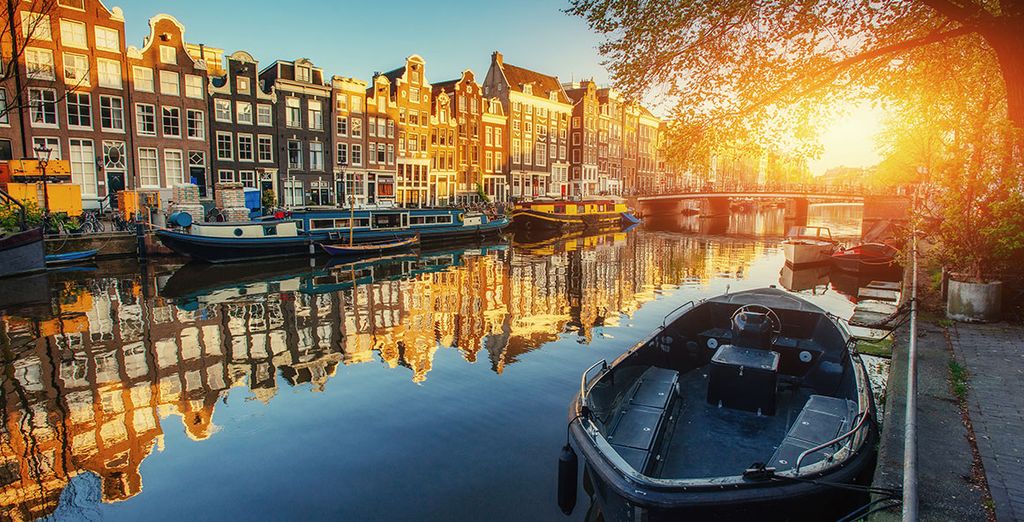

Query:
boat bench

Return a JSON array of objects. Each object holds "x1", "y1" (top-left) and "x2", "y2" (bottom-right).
[
  {"x1": 606, "y1": 366, "x2": 680, "y2": 474},
  {"x1": 768, "y1": 395, "x2": 858, "y2": 472}
]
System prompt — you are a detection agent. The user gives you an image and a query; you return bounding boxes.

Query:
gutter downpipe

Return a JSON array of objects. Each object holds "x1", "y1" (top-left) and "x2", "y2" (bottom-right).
[{"x1": 902, "y1": 189, "x2": 919, "y2": 521}]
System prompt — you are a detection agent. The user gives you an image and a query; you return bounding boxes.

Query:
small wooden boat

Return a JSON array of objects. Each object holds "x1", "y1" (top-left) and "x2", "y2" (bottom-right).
[
  {"x1": 782, "y1": 226, "x2": 837, "y2": 266},
  {"x1": 831, "y1": 243, "x2": 898, "y2": 273},
  {"x1": 320, "y1": 235, "x2": 419, "y2": 257},
  {"x1": 0, "y1": 227, "x2": 46, "y2": 278},
  {"x1": 45, "y1": 249, "x2": 98, "y2": 266},
  {"x1": 561, "y1": 288, "x2": 877, "y2": 521}
]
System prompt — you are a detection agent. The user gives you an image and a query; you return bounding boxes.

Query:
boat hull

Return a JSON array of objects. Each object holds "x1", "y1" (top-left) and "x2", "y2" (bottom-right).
[
  {"x1": 157, "y1": 219, "x2": 506, "y2": 263},
  {"x1": 783, "y1": 241, "x2": 835, "y2": 266},
  {"x1": 511, "y1": 209, "x2": 624, "y2": 231},
  {"x1": 320, "y1": 237, "x2": 418, "y2": 256},
  {"x1": 0, "y1": 228, "x2": 46, "y2": 278}
]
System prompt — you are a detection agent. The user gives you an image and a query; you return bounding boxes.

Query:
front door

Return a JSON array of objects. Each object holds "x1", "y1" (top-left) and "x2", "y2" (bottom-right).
[
  {"x1": 106, "y1": 171, "x2": 125, "y2": 210},
  {"x1": 190, "y1": 167, "x2": 207, "y2": 197}
]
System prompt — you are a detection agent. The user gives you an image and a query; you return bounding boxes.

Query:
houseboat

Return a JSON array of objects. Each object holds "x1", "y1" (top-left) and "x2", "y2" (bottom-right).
[
  {"x1": 511, "y1": 197, "x2": 638, "y2": 231},
  {"x1": 561, "y1": 288, "x2": 877, "y2": 521},
  {"x1": 155, "y1": 207, "x2": 509, "y2": 263}
]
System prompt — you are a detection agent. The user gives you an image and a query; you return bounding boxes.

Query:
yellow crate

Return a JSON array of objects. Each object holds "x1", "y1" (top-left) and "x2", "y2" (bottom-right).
[{"x1": 5, "y1": 182, "x2": 83, "y2": 217}]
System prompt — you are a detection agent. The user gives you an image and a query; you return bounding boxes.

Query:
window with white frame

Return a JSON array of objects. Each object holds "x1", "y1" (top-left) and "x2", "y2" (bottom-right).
[
  {"x1": 350, "y1": 95, "x2": 361, "y2": 112},
  {"x1": 237, "y1": 134, "x2": 253, "y2": 161},
  {"x1": 308, "y1": 100, "x2": 323, "y2": 130},
  {"x1": 257, "y1": 104, "x2": 272, "y2": 126},
  {"x1": 236, "y1": 101, "x2": 253, "y2": 125},
  {"x1": 239, "y1": 170, "x2": 256, "y2": 188},
  {"x1": 95, "y1": 26, "x2": 119, "y2": 52},
  {"x1": 336, "y1": 95, "x2": 347, "y2": 112},
  {"x1": 186, "y1": 109, "x2": 204, "y2": 140},
  {"x1": 33, "y1": 137, "x2": 61, "y2": 159},
  {"x1": 285, "y1": 98, "x2": 300, "y2": 127},
  {"x1": 336, "y1": 143, "x2": 347, "y2": 165},
  {"x1": 336, "y1": 116, "x2": 347, "y2": 136},
  {"x1": 296, "y1": 65, "x2": 311, "y2": 83},
  {"x1": 164, "y1": 150, "x2": 184, "y2": 186},
  {"x1": 66, "y1": 92, "x2": 92, "y2": 128},
  {"x1": 60, "y1": 20, "x2": 87, "y2": 49},
  {"x1": 104, "y1": 141, "x2": 126, "y2": 170},
  {"x1": 0, "y1": 90, "x2": 6, "y2": 124},
  {"x1": 138, "y1": 148, "x2": 159, "y2": 187},
  {"x1": 257, "y1": 135, "x2": 272, "y2": 162},
  {"x1": 309, "y1": 142, "x2": 324, "y2": 170},
  {"x1": 99, "y1": 95, "x2": 123, "y2": 131},
  {"x1": 512, "y1": 140, "x2": 521, "y2": 164},
  {"x1": 287, "y1": 140, "x2": 301, "y2": 169},
  {"x1": 133, "y1": 67, "x2": 154, "y2": 92},
  {"x1": 214, "y1": 99, "x2": 231, "y2": 123},
  {"x1": 185, "y1": 75, "x2": 203, "y2": 99},
  {"x1": 26, "y1": 48, "x2": 55, "y2": 80},
  {"x1": 159, "y1": 46, "x2": 177, "y2": 65},
  {"x1": 162, "y1": 106, "x2": 181, "y2": 137},
  {"x1": 216, "y1": 132, "x2": 233, "y2": 160},
  {"x1": 135, "y1": 104, "x2": 156, "y2": 135},
  {"x1": 351, "y1": 144, "x2": 362, "y2": 166},
  {"x1": 69, "y1": 139, "x2": 97, "y2": 196},
  {"x1": 21, "y1": 13, "x2": 51, "y2": 40},
  {"x1": 96, "y1": 58, "x2": 121, "y2": 89},
  {"x1": 159, "y1": 71, "x2": 179, "y2": 96},
  {"x1": 28, "y1": 88, "x2": 57, "y2": 126},
  {"x1": 62, "y1": 52, "x2": 89, "y2": 85},
  {"x1": 236, "y1": 76, "x2": 250, "y2": 94},
  {"x1": 218, "y1": 170, "x2": 235, "y2": 182}
]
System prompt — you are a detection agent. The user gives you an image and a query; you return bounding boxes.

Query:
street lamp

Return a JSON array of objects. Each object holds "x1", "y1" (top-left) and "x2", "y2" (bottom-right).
[{"x1": 33, "y1": 143, "x2": 53, "y2": 219}]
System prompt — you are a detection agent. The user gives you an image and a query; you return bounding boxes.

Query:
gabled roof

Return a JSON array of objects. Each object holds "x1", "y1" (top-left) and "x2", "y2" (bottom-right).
[{"x1": 499, "y1": 62, "x2": 569, "y2": 104}]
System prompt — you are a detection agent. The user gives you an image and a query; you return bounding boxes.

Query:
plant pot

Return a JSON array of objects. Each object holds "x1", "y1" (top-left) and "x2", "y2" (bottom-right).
[{"x1": 946, "y1": 276, "x2": 1002, "y2": 323}]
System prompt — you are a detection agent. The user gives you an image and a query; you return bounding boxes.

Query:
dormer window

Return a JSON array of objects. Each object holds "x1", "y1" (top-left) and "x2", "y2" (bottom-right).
[
  {"x1": 159, "y1": 46, "x2": 176, "y2": 65},
  {"x1": 296, "y1": 65, "x2": 311, "y2": 83},
  {"x1": 523, "y1": 84, "x2": 533, "y2": 96},
  {"x1": 549, "y1": 91, "x2": 558, "y2": 102}
]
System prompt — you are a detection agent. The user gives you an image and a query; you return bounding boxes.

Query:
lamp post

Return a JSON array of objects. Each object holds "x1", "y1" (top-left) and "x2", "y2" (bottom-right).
[{"x1": 33, "y1": 143, "x2": 53, "y2": 220}]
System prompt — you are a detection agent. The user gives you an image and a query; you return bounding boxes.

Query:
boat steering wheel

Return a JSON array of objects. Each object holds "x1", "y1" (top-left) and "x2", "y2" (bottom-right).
[{"x1": 731, "y1": 304, "x2": 782, "y2": 335}]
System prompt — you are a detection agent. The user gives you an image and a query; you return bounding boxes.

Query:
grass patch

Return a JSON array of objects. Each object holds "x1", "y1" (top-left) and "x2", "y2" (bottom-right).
[
  {"x1": 937, "y1": 318, "x2": 954, "y2": 328},
  {"x1": 949, "y1": 359, "x2": 969, "y2": 402},
  {"x1": 856, "y1": 337, "x2": 894, "y2": 357}
]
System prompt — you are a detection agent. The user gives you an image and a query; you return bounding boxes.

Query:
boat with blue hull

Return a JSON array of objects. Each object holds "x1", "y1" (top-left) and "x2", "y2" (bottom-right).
[{"x1": 155, "y1": 207, "x2": 509, "y2": 263}]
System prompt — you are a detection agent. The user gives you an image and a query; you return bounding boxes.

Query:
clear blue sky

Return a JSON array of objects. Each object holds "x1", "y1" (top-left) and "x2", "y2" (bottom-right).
[{"x1": 113, "y1": 0, "x2": 610, "y2": 87}]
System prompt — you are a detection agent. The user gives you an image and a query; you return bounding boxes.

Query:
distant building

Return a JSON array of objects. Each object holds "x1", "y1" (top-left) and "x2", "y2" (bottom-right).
[
  {"x1": 208, "y1": 51, "x2": 276, "y2": 199},
  {"x1": 370, "y1": 56, "x2": 430, "y2": 207},
  {"x1": 596, "y1": 88, "x2": 625, "y2": 195},
  {"x1": 331, "y1": 76, "x2": 380, "y2": 206},
  {"x1": 481, "y1": 97, "x2": 508, "y2": 202},
  {"x1": 564, "y1": 81, "x2": 601, "y2": 196},
  {"x1": 483, "y1": 51, "x2": 571, "y2": 199},
  {"x1": 433, "y1": 70, "x2": 485, "y2": 203},
  {"x1": 259, "y1": 58, "x2": 332, "y2": 205},
  {"x1": 637, "y1": 106, "x2": 659, "y2": 193}
]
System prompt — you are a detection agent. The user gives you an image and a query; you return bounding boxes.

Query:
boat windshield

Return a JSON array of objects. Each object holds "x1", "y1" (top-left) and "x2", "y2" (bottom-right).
[{"x1": 786, "y1": 226, "x2": 832, "y2": 241}]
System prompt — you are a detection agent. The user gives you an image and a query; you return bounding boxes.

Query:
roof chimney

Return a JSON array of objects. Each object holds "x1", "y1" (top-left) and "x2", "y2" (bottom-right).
[{"x1": 492, "y1": 51, "x2": 503, "y2": 67}]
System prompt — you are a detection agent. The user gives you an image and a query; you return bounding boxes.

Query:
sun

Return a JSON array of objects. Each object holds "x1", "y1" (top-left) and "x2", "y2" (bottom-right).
[{"x1": 810, "y1": 102, "x2": 886, "y2": 176}]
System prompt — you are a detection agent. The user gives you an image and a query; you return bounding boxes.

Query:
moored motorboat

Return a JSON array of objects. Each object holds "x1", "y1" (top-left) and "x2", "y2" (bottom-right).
[
  {"x1": 782, "y1": 226, "x2": 837, "y2": 266},
  {"x1": 831, "y1": 243, "x2": 898, "y2": 273},
  {"x1": 512, "y1": 197, "x2": 638, "y2": 231},
  {"x1": 561, "y1": 288, "x2": 877, "y2": 521},
  {"x1": 320, "y1": 235, "x2": 419, "y2": 257},
  {"x1": 155, "y1": 207, "x2": 508, "y2": 263},
  {"x1": 0, "y1": 227, "x2": 46, "y2": 278},
  {"x1": 45, "y1": 249, "x2": 99, "y2": 266}
]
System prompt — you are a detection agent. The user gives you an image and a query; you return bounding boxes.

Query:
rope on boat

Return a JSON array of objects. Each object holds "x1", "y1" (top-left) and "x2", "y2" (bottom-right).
[{"x1": 835, "y1": 497, "x2": 903, "y2": 522}]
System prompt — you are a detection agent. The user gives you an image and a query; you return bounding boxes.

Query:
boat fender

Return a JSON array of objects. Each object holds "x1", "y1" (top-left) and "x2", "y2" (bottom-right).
[
  {"x1": 557, "y1": 443, "x2": 578, "y2": 515},
  {"x1": 457, "y1": 213, "x2": 464, "y2": 222}
]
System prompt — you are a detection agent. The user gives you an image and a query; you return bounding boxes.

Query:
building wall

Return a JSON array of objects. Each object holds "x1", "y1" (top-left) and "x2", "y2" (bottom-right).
[{"x1": 481, "y1": 98, "x2": 507, "y2": 202}]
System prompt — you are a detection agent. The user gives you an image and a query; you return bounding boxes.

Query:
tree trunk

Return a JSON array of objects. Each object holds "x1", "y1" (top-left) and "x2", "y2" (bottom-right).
[{"x1": 983, "y1": 17, "x2": 1024, "y2": 146}]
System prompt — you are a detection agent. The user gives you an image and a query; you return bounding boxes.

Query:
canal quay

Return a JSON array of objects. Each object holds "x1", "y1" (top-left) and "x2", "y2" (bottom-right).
[{"x1": 0, "y1": 205, "x2": 906, "y2": 521}]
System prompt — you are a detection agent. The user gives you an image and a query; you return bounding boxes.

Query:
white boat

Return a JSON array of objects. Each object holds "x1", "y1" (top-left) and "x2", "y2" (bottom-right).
[{"x1": 782, "y1": 226, "x2": 836, "y2": 266}]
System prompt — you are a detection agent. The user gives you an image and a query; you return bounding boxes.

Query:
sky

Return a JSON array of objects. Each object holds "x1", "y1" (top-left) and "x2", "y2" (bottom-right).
[{"x1": 111, "y1": 0, "x2": 880, "y2": 175}]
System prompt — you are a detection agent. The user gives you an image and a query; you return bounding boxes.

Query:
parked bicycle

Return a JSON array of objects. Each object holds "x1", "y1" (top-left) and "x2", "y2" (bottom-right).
[{"x1": 78, "y1": 209, "x2": 105, "y2": 234}]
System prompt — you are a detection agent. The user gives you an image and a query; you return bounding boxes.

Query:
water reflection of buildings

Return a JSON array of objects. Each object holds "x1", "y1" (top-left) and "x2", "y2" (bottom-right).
[{"x1": 0, "y1": 231, "x2": 769, "y2": 519}]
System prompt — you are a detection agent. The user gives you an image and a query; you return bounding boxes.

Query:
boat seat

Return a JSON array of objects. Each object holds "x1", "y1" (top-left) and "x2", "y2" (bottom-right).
[
  {"x1": 768, "y1": 395, "x2": 858, "y2": 472},
  {"x1": 770, "y1": 336, "x2": 825, "y2": 375},
  {"x1": 607, "y1": 366, "x2": 680, "y2": 474}
]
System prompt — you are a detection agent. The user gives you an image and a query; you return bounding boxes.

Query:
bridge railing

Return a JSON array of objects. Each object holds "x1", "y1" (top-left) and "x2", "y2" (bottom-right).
[{"x1": 628, "y1": 182, "x2": 910, "y2": 197}]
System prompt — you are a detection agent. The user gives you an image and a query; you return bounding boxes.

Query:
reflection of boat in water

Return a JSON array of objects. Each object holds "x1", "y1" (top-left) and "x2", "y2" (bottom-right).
[
  {"x1": 782, "y1": 226, "x2": 837, "y2": 266},
  {"x1": 159, "y1": 241, "x2": 509, "y2": 307},
  {"x1": 829, "y1": 266, "x2": 903, "y2": 303},
  {"x1": 512, "y1": 224, "x2": 632, "y2": 254},
  {"x1": 563, "y1": 288, "x2": 876, "y2": 521},
  {"x1": 778, "y1": 263, "x2": 830, "y2": 293},
  {"x1": 319, "y1": 235, "x2": 419, "y2": 257},
  {"x1": 512, "y1": 197, "x2": 637, "y2": 231},
  {"x1": 831, "y1": 243, "x2": 898, "y2": 273}
]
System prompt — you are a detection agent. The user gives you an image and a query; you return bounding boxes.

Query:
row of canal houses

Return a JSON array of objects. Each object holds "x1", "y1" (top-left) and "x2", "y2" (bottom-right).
[{"x1": 0, "y1": 1, "x2": 664, "y2": 209}]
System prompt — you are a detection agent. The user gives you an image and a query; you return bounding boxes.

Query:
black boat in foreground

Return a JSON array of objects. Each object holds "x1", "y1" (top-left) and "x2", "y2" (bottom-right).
[{"x1": 562, "y1": 287, "x2": 877, "y2": 521}]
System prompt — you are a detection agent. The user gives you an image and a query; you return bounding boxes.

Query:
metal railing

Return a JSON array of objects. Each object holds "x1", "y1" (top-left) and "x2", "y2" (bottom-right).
[
  {"x1": 579, "y1": 359, "x2": 608, "y2": 409},
  {"x1": 794, "y1": 410, "x2": 871, "y2": 472},
  {"x1": 902, "y1": 196, "x2": 920, "y2": 521},
  {"x1": 662, "y1": 300, "x2": 695, "y2": 328}
]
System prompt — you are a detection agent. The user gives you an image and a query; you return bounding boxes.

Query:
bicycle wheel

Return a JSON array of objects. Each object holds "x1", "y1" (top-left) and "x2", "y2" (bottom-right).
[{"x1": 80, "y1": 221, "x2": 97, "y2": 234}]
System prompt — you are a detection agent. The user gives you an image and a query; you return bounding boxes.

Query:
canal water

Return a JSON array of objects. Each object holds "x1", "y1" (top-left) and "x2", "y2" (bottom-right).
[{"x1": 0, "y1": 204, "x2": 893, "y2": 521}]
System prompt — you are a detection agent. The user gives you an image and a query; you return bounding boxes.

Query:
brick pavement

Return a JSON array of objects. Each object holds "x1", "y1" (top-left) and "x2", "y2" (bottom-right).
[{"x1": 950, "y1": 322, "x2": 1024, "y2": 522}]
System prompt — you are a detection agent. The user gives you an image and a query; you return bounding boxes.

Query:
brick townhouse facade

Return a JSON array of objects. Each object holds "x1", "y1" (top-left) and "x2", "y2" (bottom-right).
[
  {"x1": 259, "y1": 58, "x2": 332, "y2": 206},
  {"x1": 596, "y1": 87, "x2": 624, "y2": 195},
  {"x1": 483, "y1": 51, "x2": 571, "y2": 200},
  {"x1": 480, "y1": 97, "x2": 507, "y2": 202},
  {"x1": 331, "y1": 75, "x2": 386, "y2": 206},
  {"x1": 126, "y1": 15, "x2": 210, "y2": 197},
  {"x1": 429, "y1": 88, "x2": 457, "y2": 205},
  {"x1": 637, "y1": 107, "x2": 660, "y2": 193},
  {"x1": 564, "y1": 80, "x2": 600, "y2": 196},
  {"x1": 432, "y1": 69, "x2": 484, "y2": 203},
  {"x1": 372, "y1": 55, "x2": 430, "y2": 207},
  {"x1": 208, "y1": 50, "x2": 277, "y2": 199}
]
